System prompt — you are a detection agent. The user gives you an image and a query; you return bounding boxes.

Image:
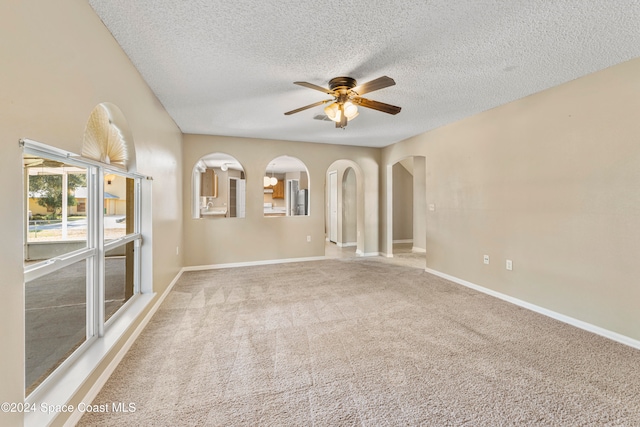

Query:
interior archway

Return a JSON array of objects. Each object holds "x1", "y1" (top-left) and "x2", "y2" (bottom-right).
[
  {"x1": 325, "y1": 160, "x2": 365, "y2": 258},
  {"x1": 386, "y1": 155, "x2": 427, "y2": 267}
]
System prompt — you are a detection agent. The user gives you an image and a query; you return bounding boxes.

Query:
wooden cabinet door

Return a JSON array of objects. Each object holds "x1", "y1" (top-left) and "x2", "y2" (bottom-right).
[
  {"x1": 201, "y1": 169, "x2": 218, "y2": 197},
  {"x1": 272, "y1": 180, "x2": 285, "y2": 199}
]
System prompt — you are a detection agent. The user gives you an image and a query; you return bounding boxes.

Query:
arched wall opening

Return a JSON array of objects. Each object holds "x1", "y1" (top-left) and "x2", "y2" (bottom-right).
[
  {"x1": 263, "y1": 155, "x2": 310, "y2": 217},
  {"x1": 190, "y1": 152, "x2": 246, "y2": 219},
  {"x1": 325, "y1": 159, "x2": 365, "y2": 257},
  {"x1": 385, "y1": 155, "x2": 427, "y2": 261}
]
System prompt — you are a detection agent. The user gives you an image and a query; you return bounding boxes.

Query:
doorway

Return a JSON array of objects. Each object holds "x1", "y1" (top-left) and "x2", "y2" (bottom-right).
[{"x1": 385, "y1": 156, "x2": 427, "y2": 266}]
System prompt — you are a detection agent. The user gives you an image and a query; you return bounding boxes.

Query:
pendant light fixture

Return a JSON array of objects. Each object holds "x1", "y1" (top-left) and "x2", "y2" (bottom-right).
[{"x1": 264, "y1": 163, "x2": 278, "y2": 187}]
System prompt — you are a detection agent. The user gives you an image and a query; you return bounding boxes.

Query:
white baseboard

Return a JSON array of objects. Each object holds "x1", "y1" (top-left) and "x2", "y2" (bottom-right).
[
  {"x1": 63, "y1": 269, "x2": 184, "y2": 427},
  {"x1": 380, "y1": 252, "x2": 393, "y2": 258},
  {"x1": 356, "y1": 250, "x2": 381, "y2": 257},
  {"x1": 183, "y1": 256, "x2": 327, "y2": 271},
  {"x1": 412, "y1": 246, "x2": 426, "y2": 253},
  {"x1": 393, "y1": 239, "x2": 413, "y2": 244},
  {"x1": 424, "y1": 267, "x2": 640, "y2": 351},
  {"x1": 337, "y1": 241, "x2": 357, "y2": 248},
  {"x1": 356, "y1": 252, "x2": 381, "y2": 257}
]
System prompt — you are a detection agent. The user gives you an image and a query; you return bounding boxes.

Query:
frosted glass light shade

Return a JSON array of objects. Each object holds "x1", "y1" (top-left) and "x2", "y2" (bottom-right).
[
  {"x1": 343, "y1": 101, "x2": 358, "y2": 119},
  {"x1": 324, "y1": 103, "x2": 340, "y2": 122},
  {"x1": 325, "y1": 101, "x2": 358, "y2": 122},
  {"x1": 270, "y1": 177, "x2": 278, "y2": 186},
  {"x1": 263, "y1": 176, "x2": 271, "y2": 187}
]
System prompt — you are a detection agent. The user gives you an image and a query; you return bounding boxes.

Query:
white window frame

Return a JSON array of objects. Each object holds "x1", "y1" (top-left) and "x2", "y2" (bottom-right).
[
  {"x1": 21, "y1": 139, "x2": 152, "y2": 427},
  {"x1": 102, "y1": 168, "x2": 143, "y2": 328}
]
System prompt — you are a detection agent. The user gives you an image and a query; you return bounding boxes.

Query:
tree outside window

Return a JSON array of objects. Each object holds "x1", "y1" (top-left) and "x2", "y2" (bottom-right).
[{"x1": 29, "y1": 173, "x2": 86, "y2": 220}]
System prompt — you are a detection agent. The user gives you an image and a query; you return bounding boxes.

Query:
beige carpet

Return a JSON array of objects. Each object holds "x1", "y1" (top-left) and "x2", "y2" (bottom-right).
[{"x1": 79, "y1": 259, "x2": 640, "y2": 426}]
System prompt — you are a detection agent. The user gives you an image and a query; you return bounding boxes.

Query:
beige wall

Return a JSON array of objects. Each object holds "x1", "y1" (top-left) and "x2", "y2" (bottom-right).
[
  {"x1": 0, "y1": 1, "x2": 183, "y2": 424},
  {"x1": 412, "y1": 156, "x2": 427, "y2": 251},
  {"x1": 382, "y1": 58, "x2": 640, "y2": 341},
  {"x1": 392, "y1": 163, "x2": 414, "y2": 241},
  {"x1": 183, "y1": 134, "x2": 380, "y2": 265}
]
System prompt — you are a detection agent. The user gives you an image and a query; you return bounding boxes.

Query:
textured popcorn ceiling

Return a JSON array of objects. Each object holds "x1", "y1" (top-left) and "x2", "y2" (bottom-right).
[{"x1": 88, "y1": 1, "x2": 640, "y2": 147}]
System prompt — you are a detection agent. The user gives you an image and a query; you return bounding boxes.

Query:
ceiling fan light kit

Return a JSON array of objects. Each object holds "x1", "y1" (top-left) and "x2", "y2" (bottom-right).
[{"x1": 284, "y1": 76, "x2": 401, "y2": 129}]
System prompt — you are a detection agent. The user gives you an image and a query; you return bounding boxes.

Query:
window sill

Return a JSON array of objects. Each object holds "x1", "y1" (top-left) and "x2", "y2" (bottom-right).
[{"x1": 25, "y1": 293, "x2": 155, "y2": 427}]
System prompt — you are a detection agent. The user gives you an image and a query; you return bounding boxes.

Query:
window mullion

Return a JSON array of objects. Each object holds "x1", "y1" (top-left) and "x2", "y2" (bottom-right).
[
  {"x1": 86, "y1": 166, "x2": 96, "y2": 340},
  {"x1": 134, "y1": 179, "x2": 142, "y2": 294},
  {"x1": 96, "y1": 166, "x2": 106, "y2": 337}
]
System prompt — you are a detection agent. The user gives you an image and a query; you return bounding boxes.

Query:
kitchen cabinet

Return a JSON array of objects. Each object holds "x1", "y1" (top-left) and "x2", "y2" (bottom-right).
[
  {"x1": 201, "y1": 168, "x2": 218, "y2": 198},
  {"x1": 272, "y1": 180, "x2": 284, "y2": 199}
]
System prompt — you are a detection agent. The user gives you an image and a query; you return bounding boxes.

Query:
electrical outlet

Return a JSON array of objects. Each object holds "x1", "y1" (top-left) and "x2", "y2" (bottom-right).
[
  {"x1": 506, "y1": 259, "x2": 513, "y2": 270},
  {"x1": 483, "y1": 255, "x2": 489, "y2": 265},
  {"x1": 307, "y1": 235, "x2": 311, "y2": 242}
]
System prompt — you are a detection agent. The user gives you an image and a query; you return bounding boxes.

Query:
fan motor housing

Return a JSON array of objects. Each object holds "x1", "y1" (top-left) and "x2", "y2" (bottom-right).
[{"x1": 329, "y1": 77, "x2": 357, "y2": 91}]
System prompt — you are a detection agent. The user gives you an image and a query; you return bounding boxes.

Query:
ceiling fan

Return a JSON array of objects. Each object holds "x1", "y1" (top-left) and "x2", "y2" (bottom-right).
[{"x1": 284, "y1": 76, "x2": 401, "y2": 129}]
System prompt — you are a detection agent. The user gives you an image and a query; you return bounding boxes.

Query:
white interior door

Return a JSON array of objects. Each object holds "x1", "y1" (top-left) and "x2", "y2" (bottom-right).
[{"x1": 329, "y1": 171, "x2": 338, "y2": 242}]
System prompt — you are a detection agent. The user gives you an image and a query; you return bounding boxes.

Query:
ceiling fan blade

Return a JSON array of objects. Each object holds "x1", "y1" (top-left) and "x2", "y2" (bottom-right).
[
  {"x1": 352, "y1": 76, "x2": 396, "y2": 95},
  {"x1": 293, "y1": 81, "x2": 333, "y2": 94},
  {"x1": 284, "y1": 99, "x2": 331, "y2": 115},
  {"x1": 355, "y1": 97, "x2": 401, "y2": 115}
]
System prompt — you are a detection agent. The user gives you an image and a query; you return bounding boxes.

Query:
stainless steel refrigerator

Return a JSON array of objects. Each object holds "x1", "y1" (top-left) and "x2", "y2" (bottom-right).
[{"x1": 296, "y1": 189, "x2": 308, "y2": 215}]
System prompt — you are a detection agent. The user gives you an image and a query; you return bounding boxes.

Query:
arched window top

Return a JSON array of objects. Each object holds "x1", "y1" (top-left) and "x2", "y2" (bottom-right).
[{"x1": 82, "y1": 103, "x2": 135, "y2": 170}]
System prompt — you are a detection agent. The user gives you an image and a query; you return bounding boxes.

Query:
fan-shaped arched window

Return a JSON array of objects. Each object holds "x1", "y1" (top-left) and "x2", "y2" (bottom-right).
[{"x1": 82, "y1": 104, "x2": 130, "y2": 168}]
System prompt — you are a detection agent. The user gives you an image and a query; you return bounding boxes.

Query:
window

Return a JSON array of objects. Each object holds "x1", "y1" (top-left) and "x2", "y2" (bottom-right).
[
  {"x1": 103, "y1": 171, "x2": 140, "y2": 322},
  {"x1": 22, "y1": 140, "x2": 143, "y2": 396}
]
